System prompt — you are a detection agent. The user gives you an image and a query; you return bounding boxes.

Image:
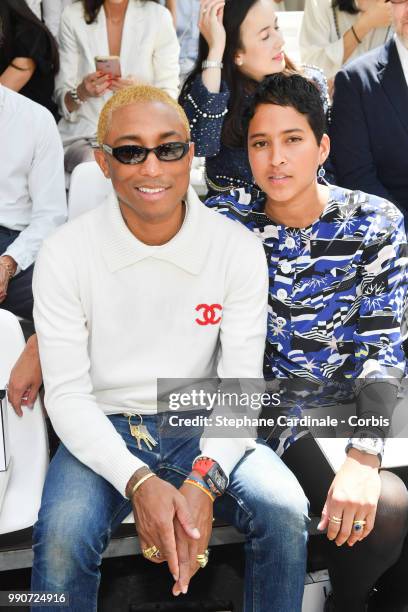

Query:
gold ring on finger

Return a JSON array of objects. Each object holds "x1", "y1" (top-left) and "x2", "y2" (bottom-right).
[
  {"x1": 329, "y1": 515, "x2": 342, "y2": 524},
  {"x1": 352, "y1": 520, "x2": 367, "y2": 532},
  {"x1": 142, "y1": 545, "x2": 160, "y2": 560},
  {"x1": 196, "y1": 549, "x2": 210, "y2": 568}
]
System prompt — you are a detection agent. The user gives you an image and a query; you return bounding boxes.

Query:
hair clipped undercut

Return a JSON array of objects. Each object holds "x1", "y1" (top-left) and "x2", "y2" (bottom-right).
[
  {"x1": 243, "y1": 73, "x2": 326, "y2": 145},
  {"x1": 97, "y1": 85, "x2": 191, "y2": 145}
]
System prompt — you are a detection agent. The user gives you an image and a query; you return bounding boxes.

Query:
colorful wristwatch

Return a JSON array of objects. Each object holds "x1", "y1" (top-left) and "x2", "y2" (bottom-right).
[{"x1": 192, "y1": 456, "x2": 228, "y2": 496}]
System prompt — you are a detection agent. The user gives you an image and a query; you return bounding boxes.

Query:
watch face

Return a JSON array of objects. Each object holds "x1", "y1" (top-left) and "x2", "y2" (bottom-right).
[
  {"x1": 213, "y1": 470, "x2": 227, "y2": 489},
  {"x1": 350, "y1": 436, "x2": 384, "y2": 456},
  {"x1": 207, "y1": 464, "x2": 228, "y2": 494},
  {"x1": 359, "y1": 435, "x2": 379, "y2": 449}
]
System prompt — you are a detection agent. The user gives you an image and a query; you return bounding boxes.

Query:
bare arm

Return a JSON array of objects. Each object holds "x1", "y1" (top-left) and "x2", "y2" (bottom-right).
[
  {"x1": 342, "y1": 27, "x2": 364, "y2": 64},
  {"x1": 0, "y1": 58, "x2": 35, "y2": 91},
  {"x1": 8, "y1": 334, "x2": 43, "y2": 417},
  {"x1": 200, "y1": 0, "x2": 226, "y2": 94},
  {"x1": 342, "y1": 2, "x2": 392, "y2": 64}
]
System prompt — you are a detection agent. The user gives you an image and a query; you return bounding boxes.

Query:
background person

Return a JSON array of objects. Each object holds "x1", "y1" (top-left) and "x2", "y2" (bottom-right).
[
  {"x1": 0, "y1": 85, "x2": 67, "y2": 322},
  {"x1": 159, "y1": 0, "x2": 177, "y2": 24},
  {"x1": 180, "y1": 0, "x2": 329, "y2": 197},
  {"x1": 55, "y1": 0, "x2": 180, "y2": 172},
  {"x1": 330, "y1": 0, "x2": 408, "y2": 221},
  {"x1": 45, "y1": 1, "x2": 175, "y2": 39},
  {"x1": 300, "y1": 0, "x2": 393, "y2": 85},
  {"x1": 0, "y1": 0, "x2": 60, "y2": 118},
  {"x1": 205, "y1": 73, "x2": 408, "y2": 612},
  {"x1": 174, "y1": 0, "x2": 201, "y2": 84},
  {"x1": 42, "y1": 0, "x2": 74, "y2": 38}
]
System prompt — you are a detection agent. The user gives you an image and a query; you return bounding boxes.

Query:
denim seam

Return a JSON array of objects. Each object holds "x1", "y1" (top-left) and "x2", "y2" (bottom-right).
[
  {"x1": 248, "y1": 515, "x2": 258, "y2": 612},
  {"x1": 158, "y1": 463, "x2": 189, "y2": 478},
  {"x1": 109, "y1": 497, "x2": 133, "y2": 528},
  {"x1": 225, "y1": 489, "x2": 254, "y2": 521}
]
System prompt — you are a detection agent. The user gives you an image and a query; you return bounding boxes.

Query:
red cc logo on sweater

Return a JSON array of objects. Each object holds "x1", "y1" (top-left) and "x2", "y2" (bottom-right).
[{"x1": 195, "y1": 304, "x2": 223, "y2": 325}]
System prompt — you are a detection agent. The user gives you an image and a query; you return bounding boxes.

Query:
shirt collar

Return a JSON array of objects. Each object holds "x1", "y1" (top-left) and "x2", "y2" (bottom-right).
[
  {"x1": 227, "y1": 187, "x2": 266, "y2": 213},
  {"x1": 229, "y1": 185, "x2": 338, "y2": 228},
  {"x1": 99, "y1": 186, "x2": 208, "y2": 275},
  {"x1": 395, "y1": 34, "x2": 408, "y2": 86},
  {"x1": 0, "y1": 85, "x2": 5, "y2": 112}
]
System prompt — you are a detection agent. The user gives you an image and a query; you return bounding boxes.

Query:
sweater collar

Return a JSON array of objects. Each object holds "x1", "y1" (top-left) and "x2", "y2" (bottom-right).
[{"x1": 100, "y1": 187, "x2": 207, "y2": 275}]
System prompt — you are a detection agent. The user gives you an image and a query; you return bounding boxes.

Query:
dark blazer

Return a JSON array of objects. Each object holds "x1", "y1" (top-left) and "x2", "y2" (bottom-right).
[{"x1": 330, "y1": 39, "x2": 408, "y2": 217}]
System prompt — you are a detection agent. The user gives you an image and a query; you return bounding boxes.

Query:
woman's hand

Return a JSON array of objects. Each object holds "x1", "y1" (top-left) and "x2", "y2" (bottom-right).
[
  {"x1": 318, "y1": 448, "x2": 381, "y2": 547},
  {"x1": 357, "y1": 0, "x2": 392, "y2": 34},
  {"x1": 78, "y1": 71, "x2": 112, "y2": 100},
  {"x1": 0, "y1": 256, "x2": 17, "y2": 303},
  {"x1": 8, "y1": 334, "x2": 43, "y2": 417},
  {"x1": 199, "y1": 0, "x2": 226, "y2": 59},
  {"x1": 108, "y1": 76, "x2": 140, "y2": 92},
  {"x1": 0, "y1": 263, "x2": 10, "y2": 304}
]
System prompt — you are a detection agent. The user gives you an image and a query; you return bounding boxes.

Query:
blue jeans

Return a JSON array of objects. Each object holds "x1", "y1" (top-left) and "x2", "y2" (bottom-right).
[{"x1": 31, "y1": 414, "x2": 309, "y2": 612}]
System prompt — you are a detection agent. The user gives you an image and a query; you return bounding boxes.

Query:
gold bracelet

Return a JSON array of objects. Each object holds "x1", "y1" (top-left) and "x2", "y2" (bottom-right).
[
  {"x1": 184, "y1": 478, "x2": 215, "y2": 502},
  {"x1": 130, "y1": 472, "x2": 156, "y2": 497}
]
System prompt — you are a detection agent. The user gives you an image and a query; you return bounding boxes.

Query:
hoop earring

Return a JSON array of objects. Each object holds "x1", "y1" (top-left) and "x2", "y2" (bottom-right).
[{"x1": 317, "y1": 166, "x2": 329, "y2": 185}]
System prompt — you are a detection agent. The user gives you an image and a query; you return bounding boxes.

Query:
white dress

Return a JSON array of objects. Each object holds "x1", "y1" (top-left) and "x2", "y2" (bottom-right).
[
  {"x1": 299, "y1": 0, "x2": 392, "y2": 79},
  {"x1": 55, "y1": 0, "x2": 180, "y2": 149}
]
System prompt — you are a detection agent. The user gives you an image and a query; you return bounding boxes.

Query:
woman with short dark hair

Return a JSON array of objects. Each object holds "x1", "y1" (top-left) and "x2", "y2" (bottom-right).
[
  {"x1": 206, "y1": 72, "x2": 408, "y2": 612},
  {"x1": 0, "y1": 0, "x2": 59, "y2": 118}
]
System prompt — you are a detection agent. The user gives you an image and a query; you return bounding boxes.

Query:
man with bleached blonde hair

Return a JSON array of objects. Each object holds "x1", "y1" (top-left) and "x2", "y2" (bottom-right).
[{"x1": 29, "y1": 85, "x2": 308, "y2": 612}]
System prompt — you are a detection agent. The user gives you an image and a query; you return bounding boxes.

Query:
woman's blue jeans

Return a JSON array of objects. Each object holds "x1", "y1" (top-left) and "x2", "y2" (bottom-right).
[{"x1": 31, "y1": 414, "x2": 309, "y2": 612}]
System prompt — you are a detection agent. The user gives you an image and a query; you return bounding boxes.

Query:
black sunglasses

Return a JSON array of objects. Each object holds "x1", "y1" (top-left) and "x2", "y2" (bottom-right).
[{"x1": 102, "y1": 141, "x2": 191, "y2": 164}]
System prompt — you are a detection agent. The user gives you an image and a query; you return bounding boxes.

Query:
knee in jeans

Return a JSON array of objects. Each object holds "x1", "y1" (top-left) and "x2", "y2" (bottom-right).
[
  {"x1": 32, "y1": 509, "x2": 106, "y2": 586},
  {"x1": 250, "y1": 478, "x2": 309, "y2": 541}
]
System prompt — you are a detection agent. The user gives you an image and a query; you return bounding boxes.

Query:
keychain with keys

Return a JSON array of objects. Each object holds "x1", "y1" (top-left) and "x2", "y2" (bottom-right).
[{"x1": 124, "y1": 413, "x2": 158, "y2": 451}]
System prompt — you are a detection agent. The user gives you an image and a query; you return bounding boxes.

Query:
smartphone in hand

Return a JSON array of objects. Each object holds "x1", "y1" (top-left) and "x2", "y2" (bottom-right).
[{"x1": 95, "y1": 56, "x2": 121, "y2": 77}]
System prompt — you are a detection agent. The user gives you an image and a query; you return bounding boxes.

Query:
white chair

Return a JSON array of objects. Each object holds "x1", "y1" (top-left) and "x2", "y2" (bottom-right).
[
  {"x1": 191, "y1": 157, "x2": 208, "y2": 197},
  {"x1": 68, "y1": 161, "x2": 113, "y2": 220},
  {"x1": 0, "y1": 310, "x2": 49, "y2": 534}
]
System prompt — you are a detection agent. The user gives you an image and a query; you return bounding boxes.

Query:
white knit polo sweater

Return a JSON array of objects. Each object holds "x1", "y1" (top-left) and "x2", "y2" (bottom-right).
[{"x1": 33, "y1": 188, "x2": 268, "y2": 496}]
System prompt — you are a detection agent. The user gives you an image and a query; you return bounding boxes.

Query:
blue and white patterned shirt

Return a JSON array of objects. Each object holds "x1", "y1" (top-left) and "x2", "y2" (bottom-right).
[{"x1": 206, "y1": 186, "x2": 408, "y2": 384}]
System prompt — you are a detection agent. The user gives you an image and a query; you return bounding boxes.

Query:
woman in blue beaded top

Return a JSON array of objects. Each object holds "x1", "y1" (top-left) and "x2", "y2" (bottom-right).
[{"x1": 179, "y1": 0, "x2": 329, "y2": 196}]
